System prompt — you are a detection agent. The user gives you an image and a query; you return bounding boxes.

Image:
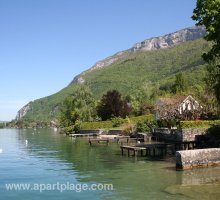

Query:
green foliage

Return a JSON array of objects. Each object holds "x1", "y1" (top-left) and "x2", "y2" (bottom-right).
[
  {"x1": 83, "y1": 39, "x2": 209, "y2": 98},
  {"x1": 59, "y1": 96, "x2": 75, "y2": 127},
  {"x1": 59, "y1": 86, "x2": 96, "y2": 127},
  {"x1": 19, "y1": 37, "x2": 211, "y2": 123},
  {"x1": 129, "y1": 84, "x2": 155, "y2": 116},
  {"x1": 174, "y1": 73, "x2": 186, "y2": 93},
  {"x1": 73, "y1": 120, "x2": 81, "y2": 133},
  {"x1": 60, "y1": 121, "x2": 82, "y2": 135},
  {"x1": 192, "y1": 0, "x2": 220, "y2": 62},
  {"x1": 121, "y1": 122, "x2": 135, "y2": 136},
  {"x1": 180, "y1": 120, "x2": 220, "y2": 129},
  {"x1": 111, "y1": 117, "x2": 124, "y2": 127},
  {"x1": 0, "y1": 123, "x2": 4, "y2": 128},
  {"x1": 192, "y1": 0, "x2": 220, "y2": 103},
  {"x1": 130, "y1": 114, "x2": 155, "y2": 124},
  {"x1": 81, "y1": 121, "x2": 113, "y2": 129},
  {"x1": 157, "y1": 119, "x2": 179, "y2": 128},
  {"x1": 80, "y1": 114, "x2": 154, "y2": 129},
  {"x1": 136, "y1": 120, "x2": 151, "y2": 132},
  {"x1": 61, "y1": 126, "x2": 75, "y2": 135}
]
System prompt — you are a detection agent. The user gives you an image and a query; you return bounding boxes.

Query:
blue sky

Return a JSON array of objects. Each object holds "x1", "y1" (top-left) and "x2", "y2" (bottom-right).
[{"x1": 0, "y1": 0, "x2": 197, "y2": 121}]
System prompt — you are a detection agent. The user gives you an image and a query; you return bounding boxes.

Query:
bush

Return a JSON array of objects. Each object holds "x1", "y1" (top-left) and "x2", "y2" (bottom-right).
[
  {"x1": 61, "y1": 126, "x2": 75, "y2": 135},
  {"x1": 157, "y1": 119, "x2": 179, "y2": 128},
  {"x1": 80, "y1": 114, "x2": 154, "y2": 129},
  {"x1": 81, "y1": 120, "x2": 113, "y2": 129},
  {"x1": 130, "y1": 114, "x2": 154, "y2": 123},
  {"x1": 121, "y1": 122, "x2": 135, "y2": 136},
  {"x1": 73, "y1": 121, "x2": 81, "y2": 133},
  {"x1": 136, "y1": 120, "x2": 151, "y2": 132},
  {"x1": 180, "y1": 120, "x2": 220, "y2": 129},
  {"x1": 136, "y1": 119, "x2": 158, "y2": 132},
  {"x1": 111, "y1": 117, "x2": 124, "y2": 127}
]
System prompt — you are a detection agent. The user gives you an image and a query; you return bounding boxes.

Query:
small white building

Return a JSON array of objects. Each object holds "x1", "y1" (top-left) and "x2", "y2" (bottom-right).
[{"x1": 155, "y1": 95, "x2": 202, "y2": 120}]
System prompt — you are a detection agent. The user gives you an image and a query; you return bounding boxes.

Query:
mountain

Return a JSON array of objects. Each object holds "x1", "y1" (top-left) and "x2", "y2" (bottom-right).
[
  {"x1": 72, "y1": 26, "x2": 206, "y2": 84},
  {"x1": 16, "y1": 26, "x2": 209, "y2": 122}
]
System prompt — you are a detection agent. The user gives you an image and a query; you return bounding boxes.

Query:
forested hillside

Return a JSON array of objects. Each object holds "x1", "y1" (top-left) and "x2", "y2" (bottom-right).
[{"x1": 16, "y1": 28, "x2": 210, "y2": 123}]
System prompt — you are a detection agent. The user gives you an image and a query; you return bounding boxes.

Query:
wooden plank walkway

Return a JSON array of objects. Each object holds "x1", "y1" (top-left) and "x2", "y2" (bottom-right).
[
  {"x1": 89, "y1": 138, "x2": 109, "y2": 146},
  {"x1": 69, "y1": 133, "x2": 98, "y2": 137},
  {"x1": 88, "y1": 136, "x2": 144, "y2": 146},
  {"x1": 120, "y1": 141, "x2": 197, "y2": 157},
  {"x1": 120, "y1": 145, "x2": 147, "y2": 157},
  {"x1": 120, "y1": 143, "x2": 167, "y2": 157},
  {"x1": 116, "y1": 137, "x2": 145, "y2": 144}
]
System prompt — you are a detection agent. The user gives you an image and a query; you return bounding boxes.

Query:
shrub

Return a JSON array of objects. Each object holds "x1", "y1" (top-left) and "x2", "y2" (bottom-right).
[
  {"x1": 130, "y1": 114, "x2": 154, "y2": 123},
  {"x1": 157, "y1": 119, "x2": 179, "y2": 128},
  {"x1": 136, "y1": 119, "x2": 158, "y2": 133},
  {"x1": 180, "y1": 120, "x2": 220, "y2": 129},
  {"x1": 136, "y1": 120, "x2": 151, "y2": 132},
  {"x1": 81, "y1": 121, "x2": 113, "y2": 129},
  {"x1": 73, "y1": 121, "x2": 81, "y2": 133},
  {"x1": 121, "y1": 122, "x2": 135, "y2": 136},
  {"x1": 111, "y1": 117, "x2": 124, "y2": 127},
  {"x1": 61, "y1": 126, "x2": 75, "y2": 135}
]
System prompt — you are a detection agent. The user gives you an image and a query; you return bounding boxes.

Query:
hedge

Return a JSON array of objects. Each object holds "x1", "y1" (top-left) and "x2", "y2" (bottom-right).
[
  {"x1": 80, "y1": 114, "x2": 154, "y2": 129},
  {"x1": 130, "y1": 114, "x2": 154, "y2": 123},
  {"x1": 180, "y1": 120, "x2": 220, "y2": 129},
  {"x1": 80, "y1": 121, "x2": 113, "y2": 129}
]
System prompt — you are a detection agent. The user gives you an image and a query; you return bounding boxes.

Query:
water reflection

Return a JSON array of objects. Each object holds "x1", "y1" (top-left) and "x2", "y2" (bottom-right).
[
  {"x1": 165, "y1": 161, "x2": 220, "y2": 199},
  {"x1": 1, "y1": 128, "x2": 220, "y2": 200}
]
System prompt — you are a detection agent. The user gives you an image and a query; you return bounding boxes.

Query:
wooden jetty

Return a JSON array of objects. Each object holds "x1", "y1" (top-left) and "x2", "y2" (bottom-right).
[
  {"x1": 120, "y1": 143, "x2": 167, "y2": 157},
  {"x1": 87, "y1": 136, "x2": 143, "y2": 145},
  {"x1": 116, "y1": 137, "x2": 144, "y2": 144},
  {"x1": 120, "y1": 145, "x2": 147, "y2": 157},
  {"x1": 89, "y1": 138, "x2": 109, "y2": 146},
  {"x1": 120, "y1": 141, "x2": 197, "y2": 157},
  {"x1": 172, "y1": 141, "x2": 197, "y2": 151},
  {"x1": 69, "y1": 133, "x2": 97, "y2": 137}
]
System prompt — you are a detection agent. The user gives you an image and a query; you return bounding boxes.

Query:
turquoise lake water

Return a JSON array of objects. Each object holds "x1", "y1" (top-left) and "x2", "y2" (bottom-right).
[{"x1": 0, "y1": 128, "x2": 220, "y2": 200}]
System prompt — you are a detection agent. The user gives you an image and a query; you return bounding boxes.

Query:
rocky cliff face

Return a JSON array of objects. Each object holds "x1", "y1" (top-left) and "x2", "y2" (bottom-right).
[
  {"x1": 16, "y1": 103, "x2": 31, "y2": 120},
  {"x1": 130, "y1": 26, "x2": 206, "y2": 52},
  {"x1": 71, "y1": 26, "x2": 206, "y2": 84}
]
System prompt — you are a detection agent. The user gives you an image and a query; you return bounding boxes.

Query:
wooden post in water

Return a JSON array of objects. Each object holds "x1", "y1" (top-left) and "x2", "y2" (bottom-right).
[
  {"x1": 121, "y1": 147, "x2": 124, "y2": 156},
  {"x1": 153, "y1": 147, "x2": 156, "y2": 156}
]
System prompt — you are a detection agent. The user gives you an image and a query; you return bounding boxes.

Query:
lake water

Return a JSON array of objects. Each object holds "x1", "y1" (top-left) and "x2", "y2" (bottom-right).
[{"x1": 0, "y1": 128, "x2": 220, "y2": 200}]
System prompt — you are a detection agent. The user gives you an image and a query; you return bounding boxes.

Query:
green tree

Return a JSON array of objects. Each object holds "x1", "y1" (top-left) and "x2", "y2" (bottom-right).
[
  {"x1": 59, "y1": 86, "x2": 96, "y2": 127},
  {"x1": 192, "y1": 0, "x2": 220, "y2": 103},
  {"x1": 130, "y1": 83, "x2": 155, "y2": 116},
  {"x1": 174, "y1": 73, "x2": 186, "y2": 93}
]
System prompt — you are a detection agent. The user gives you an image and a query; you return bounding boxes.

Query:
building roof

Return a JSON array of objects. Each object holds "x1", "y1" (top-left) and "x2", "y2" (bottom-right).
[
  {"x1": 156, "y1": 95, "x2": 188, "y2": 107},
  {"x1": 155, "y1": 95, "x2": 200, "y2": 110}
]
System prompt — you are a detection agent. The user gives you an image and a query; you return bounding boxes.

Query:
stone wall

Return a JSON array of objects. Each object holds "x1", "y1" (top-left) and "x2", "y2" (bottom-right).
[
  {"x1": 176, "y1": 148, "x2": 220, "y2": 170},
  {"x1": 182, "y1": 128, "x2": 207, "y2": 141},
  {"x1": 153, "y1": 128, "x2": 207, "y2": 142},
  {"x1": 153, "y1": 128, "x2": 182, "y2": 141}
]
